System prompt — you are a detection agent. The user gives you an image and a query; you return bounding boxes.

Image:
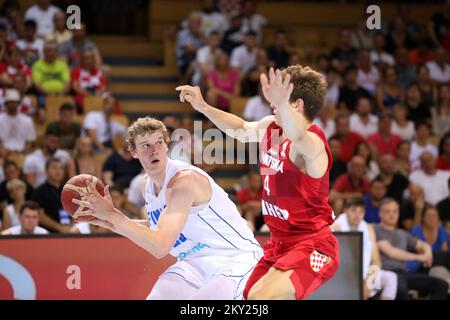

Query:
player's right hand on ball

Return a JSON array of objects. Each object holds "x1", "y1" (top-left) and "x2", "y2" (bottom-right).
[{"x1": 175, "y1": 85, "x2": 206, "y2": 112}]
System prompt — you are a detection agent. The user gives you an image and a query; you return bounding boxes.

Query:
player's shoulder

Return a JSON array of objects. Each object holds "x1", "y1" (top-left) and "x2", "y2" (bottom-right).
[{"x1": 168, "y1": 169, "x2": 205, "y2": 189}]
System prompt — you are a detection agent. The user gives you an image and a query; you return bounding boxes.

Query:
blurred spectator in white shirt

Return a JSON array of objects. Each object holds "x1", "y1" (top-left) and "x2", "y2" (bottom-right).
[
  {"x1": 242, "y1": 89, "x2": 272, "y2": 121},
  {"x1": 1, "y1": 201, "x2": 49, "y2": 235},
  {"x1": 24, "y1": 0, "x2": 60, "y2": 38}
]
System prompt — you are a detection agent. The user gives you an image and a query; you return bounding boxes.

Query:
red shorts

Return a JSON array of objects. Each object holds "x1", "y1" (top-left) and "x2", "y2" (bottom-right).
[{"x1": 243, "y1": 228, "x2": 339, "y2": 300}]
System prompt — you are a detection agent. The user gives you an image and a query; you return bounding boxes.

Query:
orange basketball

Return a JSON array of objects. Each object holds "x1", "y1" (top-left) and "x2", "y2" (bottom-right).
[{"x1": 61, "y1": 174, "x2": 106, "y2": 222}]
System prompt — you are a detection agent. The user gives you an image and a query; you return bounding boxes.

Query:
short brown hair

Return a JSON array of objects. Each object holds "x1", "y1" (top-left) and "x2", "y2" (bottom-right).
[
  {"x1": 125, "y1": 117, "x2": 170, "y2": 151},
  {"x1": 281, "y1": 65, "x2": 327, "y2": 121}
]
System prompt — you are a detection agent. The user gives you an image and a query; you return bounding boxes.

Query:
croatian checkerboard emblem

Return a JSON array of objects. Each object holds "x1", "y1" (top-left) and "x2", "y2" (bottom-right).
[{"x1": 310, "y1": 250, "x2": 329, "y2": 272}]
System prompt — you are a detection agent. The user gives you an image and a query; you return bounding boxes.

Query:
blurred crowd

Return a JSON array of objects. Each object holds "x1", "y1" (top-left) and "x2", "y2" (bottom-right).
[{"x1": 0, "y1": 0, "x2": 450, "y2": 299}]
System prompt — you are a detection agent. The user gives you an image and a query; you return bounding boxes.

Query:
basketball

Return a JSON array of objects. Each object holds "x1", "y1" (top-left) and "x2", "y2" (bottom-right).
[{"x1": 61, "y1": 174, "x2": 106, "y2": 221}]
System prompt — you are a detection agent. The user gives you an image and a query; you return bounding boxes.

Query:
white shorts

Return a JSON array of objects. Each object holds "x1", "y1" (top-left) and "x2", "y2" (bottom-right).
[{"x1": 162, "y1": 250, "x2": 262, "y2": 299}]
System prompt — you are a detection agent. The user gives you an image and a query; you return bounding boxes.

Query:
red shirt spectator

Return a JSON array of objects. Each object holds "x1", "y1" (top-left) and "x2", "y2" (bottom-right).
[
  {"x1": 436, "y1": 156, "x2": 450, "y2": 170},
  {"x1": 332, "y1": 173, "x2": 371, "y2": 194},
  {"x1": 71, "y1": 67, "x2": 105, "y2": 93},
  {"x1": 237, "y1": 186, "x2": 262, "y2": 205},
  {"x1": 338, "y1": 131, "x2": 365, "y2": 163},
  {"x1": 408, "y1": 48, "x2": 433, "y2": 66},
  {"x1": 367, "y1": 133, "x2": 402, "y2": 156}
]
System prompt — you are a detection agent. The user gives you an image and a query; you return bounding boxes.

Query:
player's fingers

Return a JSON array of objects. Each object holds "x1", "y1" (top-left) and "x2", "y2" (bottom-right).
[
  {"x1": 72, "y1": 198, "x2": 93, "y2": 208},
  {"x1": 287, "y1": 83, "x2": 294, "y2": 96},
  {"x1": 268, "y1": 67, "x2": 275, "y2": 83},
  {"x1": 175, "y1": 85, "x2": 189, "y2": 91},
  {"x1": 282, "y1": 73, "x2": 291, "y2": 88},
  {"x1": 104, "y1": 185, "x2": 112, "y2": 200},
  {"x1": 275, "y1": 69, "x2": 283, "y2": 86}
]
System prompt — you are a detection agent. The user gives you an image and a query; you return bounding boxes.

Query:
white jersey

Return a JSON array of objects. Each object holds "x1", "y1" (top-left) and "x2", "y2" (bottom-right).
[{"x1": 144, "y1": 159, "x2": 262, "y2": 297}]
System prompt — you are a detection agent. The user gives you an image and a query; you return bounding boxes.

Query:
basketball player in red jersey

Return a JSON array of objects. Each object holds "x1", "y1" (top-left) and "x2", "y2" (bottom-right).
[{"x1": 176, "y1": 65, "x2": 339, "y2": 300}]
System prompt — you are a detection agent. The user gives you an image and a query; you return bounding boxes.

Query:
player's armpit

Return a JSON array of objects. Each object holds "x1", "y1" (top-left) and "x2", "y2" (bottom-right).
[{"x1": 241, "y1": 115, "x2": 274, "y2": 143}]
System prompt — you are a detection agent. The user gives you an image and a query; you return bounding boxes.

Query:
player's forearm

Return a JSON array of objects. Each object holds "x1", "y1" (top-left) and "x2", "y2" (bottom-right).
[
  {"x1": 198, "y1": 101, "x2": 248, "y2": 141},
  {"x1": 276, "y1": 102, "x2": 308, "y2": 142},
  {"x1": 111, "y1": 213, "x2": 170, "y2": 259}
]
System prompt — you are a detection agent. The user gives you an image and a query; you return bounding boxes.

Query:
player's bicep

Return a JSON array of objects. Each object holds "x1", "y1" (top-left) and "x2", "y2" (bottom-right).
[{"x1": 291, "y1": 132, "x2": 328, "y2": 178}]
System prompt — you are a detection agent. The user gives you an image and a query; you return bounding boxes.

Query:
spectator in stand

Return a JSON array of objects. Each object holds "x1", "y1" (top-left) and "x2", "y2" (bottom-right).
[
  {"x1": 400, "y1": 183, "x2": 426, "y2": 231},
  {"x1": 16, "y1": 19, "x2": 44, "y2": 67},
  {"x1": 0, "y1": 89, "x2": 36, "y2": 153},
  {"x1": 367, "y1": 112, "x2": 402, "y2": 158},
  {"x1": 242, "y1": 88, "x2": 272, "y2": 121},
  {"x1": 32, "y1": 40, "x2": 70, "y2": 100},
  {"x1": 241, "y1": 48, "x2": 272, "y2": 97},
  {"x1": 364, "y1": 178, "x2": 387, "y2": 223},
  {"x1": 44, "y1": 10, "x2": 72, "y2": 44},
  {"x1": 371, "y1": 33, "x2": 395, "y2": 68},
  {"x1": 313, "y1": 104, "x2": 335, "y2": 139},
  {"x1": 355, "y1": 141, "x2": 380, "y2": 181},
  {"x1": 108, "y1": 185, "x2": 134, "y2": 218},
  {"x1": 1, "y1": 178, "x2": 27, "y2": 229},
  {"x1": 437, "y1": 177, "x2": 450, "y2": 226},
  {"x1": 220, "y1": 10, "x2": 244, "y2": 55},
  {"x1": 266, "y1": 29, "x2": 290, "y2": 69},
  {"x1": 385, "y1": 16, "x2": 415, "y2": 55},
  {"x1": 349, "y1": 97, "x2": 378, "y2": 138},
  {"x1": 236, "y1": 170, "x2": 263, "y2": 232},
  {"x1": 0, "y1": 1, "x2": 23, "y2": 41},
  {"x1": 45, "y1": 103, "x2": 81, "y2": 150},
  {"x1": 330, "y1": 155, "x2": 370, "y2": 215},
  {"x1": 328, "y1": 137, "x2": 346, "y2": 187},
  {"x1": 32, "y1": 158, "x2": 73, "y2": 233},
  {"x1": 175, "y1": 12, "x2": 203, "y2": 81},
  {"x1": 405, "y1": 83, "x2": 431, "y2": 123},
  {"x1": 12, "y1": 73, "x2": 43, "y2": 123},
  {"x1": 126, "y1": 172, "x2": 146, "y2": 219},
  {"x1": 323, "y1": 67, "x2": 341, "y2": 109},
  {"x1": 206, "y1": 51, "x2": 240, "y2": 112},
  {"x1": 394, "y1": 4, "x2": 420, "y2": 42},
  {"x1": 426, "y1": 47, "x2": 450, "y2": 85},
  {"x1": 396, "y1": 140, "x2": 412, "y2": 178},
  {"x1": 356, "y1": 49, "x2": 379, "y2": 97},
  {"x1": 377, "y1": 154, "x2": 409, "y2": 204},
  {"x1": 417, "y1": 65, "x2": 437, "y2": 110},
  {"x1": 331, "y1": 114, "x2": 365, "y2": 163},
  {"x1": 71, "y1": 49, "x2": 106, "y2": 113},
  {"x1": 23, "y1": 132, "x2": 74, "y2": 188},
  {"x1": 428, "y1": 0, "x2": 450, "y2": 50},
  {"x1": 58, "y1": 23, "x2": 103, "y2": 68},
  {"x1": 24, "y1": 0, "x2": 60, "y2": 38},
  {"x1": 198, "y1": 0, "x2": 228, "y2": 37},
  {"x1": 329, "y1": 28, "x2": 358, "y2": 73},
  {"x1": 408, "y1": 206, "x2": 449, "y2": 272},
  {"x1": 102, "y1": 139, "x2": 142, "y2": 189},
  {"x1": 376, "y1": 67, "x2": 402, "y2": 113},
  {"x1": 374, "y1": 198, "x2": 448, "y2": 300},
  {"x1": 0, "y1": 46, "x2": 31, "y2": 90},
  {"x1": 82, "y1": 92, "x2": 126, "y2": 152},
  {"x1": 230, "y1": 30, "x2": 258, "y2": 74},
  {"x1": 391, "y1": 103, "x2": 415, "y2": 141},
  {"x1": 0, "y1": 160, "x2": 33, "y2": 204},
  {"x1": 395, "y1": 47, "x2": 417, "y2": 91},
  {"x1": 1, "y1": 201, "x2": 48, "y2": 235},
  {"x1": 73, "y1": 136, "x2": 102, "y2": 178},
  {"x1": 410, "y1": 152, "x2": 450, "y2": 206},
  {"x1": 337, "y1": 65, "x2": 371, "y2": 113},
  {"x1": 332, "y1": 197, "x2": 398, "y2": 300},
  {"x1": 240, "y1": 0, "x2": 267, "y2": 42},
  {"x1": 409, "y1": 121, "x2": 438, "y2": 171},
  {"x1": 408, "y1": 38, "x2": 433, "y2": 67},
  {"x1": 437, "y1": 134, "x2": 450, "y2": 171},
  {"x1": 432, "y1": 85, "x2": 450, "y2": 138},
  {"x1": 191, "y1": 31, "x2": 222, "y2": 87}
]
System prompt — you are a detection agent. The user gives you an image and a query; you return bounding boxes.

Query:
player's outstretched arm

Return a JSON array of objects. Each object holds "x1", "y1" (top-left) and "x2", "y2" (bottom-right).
[
  {"x1": 176, "y1": 85, "x2": 273, "y2": 143},
  {"x1": 261, "y1": 68, "x2": 328, "y2": 178},
  {"x1": 72, "y1": 173, "x2": 199, "y2": 259}
]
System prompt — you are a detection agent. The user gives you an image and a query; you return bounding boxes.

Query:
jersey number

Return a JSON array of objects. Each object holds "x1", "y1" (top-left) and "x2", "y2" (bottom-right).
[{"x1": 264, "y1": 175, "x2": 270, "y2": 196}]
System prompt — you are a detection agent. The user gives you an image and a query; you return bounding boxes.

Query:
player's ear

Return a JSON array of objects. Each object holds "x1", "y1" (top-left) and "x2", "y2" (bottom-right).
[
  {"x1": 130, "y1": 149, "x2": 138, "y2": 159},
  {"x1": 294, "y1": 98, "x2": 304, "y2": 113}
]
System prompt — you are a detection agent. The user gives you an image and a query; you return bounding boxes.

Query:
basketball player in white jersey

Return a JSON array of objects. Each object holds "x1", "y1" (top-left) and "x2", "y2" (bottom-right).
[{"x1": 72, "y1": 117, "x2": 263, "y2": 300}]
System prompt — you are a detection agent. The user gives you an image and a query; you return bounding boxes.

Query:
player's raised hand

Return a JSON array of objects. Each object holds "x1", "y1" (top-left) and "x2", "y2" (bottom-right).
[
  {"x1": 72, "y1": 179, "x2": 116, "y2": 221},
  {"x1": 260, "y1": 67, "x2": 293, "y2": 108},
  {"x1": 175, "y1": 85, "x2": 206, "y2": 112}
]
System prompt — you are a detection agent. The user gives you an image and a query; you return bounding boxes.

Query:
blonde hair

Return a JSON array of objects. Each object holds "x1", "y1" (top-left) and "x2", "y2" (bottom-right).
[
  {"x1": 281, "y1": 65, "x2": 327, "y2": 121},
  {"x1": 6, "y1": 178, "x2": 26, "y2": 192},
  {"x1": 125, "y1": 117, "x2": 170, "y2": 151}
]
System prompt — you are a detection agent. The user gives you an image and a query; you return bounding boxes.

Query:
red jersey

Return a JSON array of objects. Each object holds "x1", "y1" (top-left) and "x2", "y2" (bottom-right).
[{"x1": 260, "y1": 122, "x2": 334, "y2": 238}]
